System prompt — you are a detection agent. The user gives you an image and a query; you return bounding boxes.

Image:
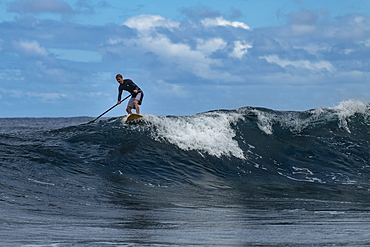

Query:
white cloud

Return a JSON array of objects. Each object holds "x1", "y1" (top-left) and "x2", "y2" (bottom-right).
[
  {"x1": 196, "y1": 38, "x2": 226, "y2": 55},
  {"x1": 27, "y1": 92, "x2": 67, "y2": 101},
  {"x1": 0, "y1": 89, "x2": 22, "y2": 98},
  {"x1": 290, "y1": 24, "x2": 316, "y2": 36},
  {"x1": 230, "y1": 41, "x2": 252, "y2": 59},
  {"x1": 8, "y1": 0, "x2": 73, "y2": 14},
  {"x1": 293, "y1": 44, "x2": 330, "y2": 55},
  {"x1": 201, "y1": 16, "x2": 250, "y2": 29},
  {"x1": 0, "y1": 70, "x2": 24, "y2": 81},
  {"x1": 118, "y1": 15, "x2": 241, "y2": 81},
  {"x1": 123, "y1": 14, "x2": 179, "y2": 32},
  {"x1": 0, "y1": 88, "x2": 66, "y2": 101},
  {"x1": 106, "y1": 38, "x2": 125, "y2": 45},
  {"x1": 49, "y1": 48, "x2": 101, "y2": 62},
  {"x1": 360, "y1": 39, "x2": 370, "y2": 47},
  {"x1": 261, "y1": 55, "x2": 336, "y2": 73},
  {"x1": 12, "y1": 40, "x2": 49, "y2": 57},
  {"x1": 153, "y1": 80, "x2": 188, "y2": 98},
  {"x1": 123, "y1": 34, "x2": 236, "y2": 81}
]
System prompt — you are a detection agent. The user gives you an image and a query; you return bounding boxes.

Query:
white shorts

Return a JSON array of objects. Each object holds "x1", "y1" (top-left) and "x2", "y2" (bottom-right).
[{"x1": 127, "y1": 92, "x2": 143, "y2": 108}]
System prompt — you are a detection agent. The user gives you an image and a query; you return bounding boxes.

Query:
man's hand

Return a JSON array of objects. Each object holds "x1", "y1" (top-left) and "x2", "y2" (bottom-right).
[
  {"x1": 133, "y1": 90, "x2": 138, "y2": 93},
  {"x1": 117, "y1": 101, "x2": 121, "y2": 104}
]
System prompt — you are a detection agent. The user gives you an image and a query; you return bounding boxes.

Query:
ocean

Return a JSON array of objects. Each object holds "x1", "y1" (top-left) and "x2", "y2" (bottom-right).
[{"x1": 1, "y1": 99, "x2": 370, "y2": 246}]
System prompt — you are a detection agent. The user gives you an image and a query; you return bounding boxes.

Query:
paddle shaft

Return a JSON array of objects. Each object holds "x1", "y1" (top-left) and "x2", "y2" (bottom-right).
[{"x1": 88, "y1": 94, "x2": 131, "y2": 123}]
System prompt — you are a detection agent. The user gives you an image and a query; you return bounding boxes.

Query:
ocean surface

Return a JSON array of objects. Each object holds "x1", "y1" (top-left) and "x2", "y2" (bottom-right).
[{"x1": 1, "y1": 99, "x2": 370, "y2": 246}]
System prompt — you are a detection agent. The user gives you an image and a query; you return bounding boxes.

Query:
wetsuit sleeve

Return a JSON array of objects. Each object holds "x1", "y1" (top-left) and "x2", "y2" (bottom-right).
[
  {"x1": 133, "y1": 83, "x2": 140, "y2": 91},
  {"x1": 117, "y1": 85, "x2": 123, "y2": 101}
]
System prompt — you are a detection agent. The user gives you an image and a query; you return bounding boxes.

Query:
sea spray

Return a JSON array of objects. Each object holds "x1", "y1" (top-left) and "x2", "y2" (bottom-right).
[{"x1": 144, "y1": 112, "x2": 246, "y2": 159}]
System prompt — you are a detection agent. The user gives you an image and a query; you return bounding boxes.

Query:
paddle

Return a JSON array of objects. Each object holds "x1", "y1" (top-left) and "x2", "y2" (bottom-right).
[{"x1": 87, "y1": 94, "x2": 131, "y2": 124}]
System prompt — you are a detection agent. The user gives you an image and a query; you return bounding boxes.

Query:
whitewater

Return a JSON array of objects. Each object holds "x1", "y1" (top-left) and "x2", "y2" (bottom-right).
[{"x1": 1, "y1": 99, "x2": 370, "y2": 246}]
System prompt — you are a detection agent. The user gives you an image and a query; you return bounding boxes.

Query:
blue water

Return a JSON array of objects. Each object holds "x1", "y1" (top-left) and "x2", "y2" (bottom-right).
[{"x1": 1, "y1": 100, "x2": 370, "y2": 246}]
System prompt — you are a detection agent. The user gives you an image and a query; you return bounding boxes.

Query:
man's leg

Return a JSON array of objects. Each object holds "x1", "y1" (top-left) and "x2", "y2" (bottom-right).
[
  {"x1": 126, "y1": 106, "x2": 133, "y2": 114},
  {"x1": 133, "y1": 100, "x2": 140, "y2": 114}
]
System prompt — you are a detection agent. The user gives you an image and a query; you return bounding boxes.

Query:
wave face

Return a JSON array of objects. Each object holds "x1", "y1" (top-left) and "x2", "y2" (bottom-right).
[
  {"x1": 133, "y1": 99, "x2": 370, "y2": 202},
  {"x1": 2, "y1": 100, "x2": 370, "y2": 207}
]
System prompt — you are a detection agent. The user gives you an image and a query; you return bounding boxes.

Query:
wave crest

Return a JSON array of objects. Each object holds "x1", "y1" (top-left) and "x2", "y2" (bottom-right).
[{"x1": 145, "y1": 112, "x2": 246, "y2": 159}]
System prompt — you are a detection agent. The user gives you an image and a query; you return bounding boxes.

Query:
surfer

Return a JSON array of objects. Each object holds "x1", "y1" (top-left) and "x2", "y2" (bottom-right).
[{"x1": 116, "y1": 74, "x2": 144, "y2": 115}]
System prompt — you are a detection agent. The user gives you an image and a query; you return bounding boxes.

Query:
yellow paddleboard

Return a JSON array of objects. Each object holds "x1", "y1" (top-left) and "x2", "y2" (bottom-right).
[{"x1": 125, "y1": 113, "x2": 144, "y2": 123}]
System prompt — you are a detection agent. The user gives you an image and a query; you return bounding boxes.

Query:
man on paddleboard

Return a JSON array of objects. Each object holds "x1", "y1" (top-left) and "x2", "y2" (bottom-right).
[{"x1": 116, "y1": 74, "x2": 144, "y2": 115}]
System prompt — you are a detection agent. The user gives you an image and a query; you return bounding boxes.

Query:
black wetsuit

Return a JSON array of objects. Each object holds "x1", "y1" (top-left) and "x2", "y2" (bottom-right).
[{"x1": 117, "y1": 79, "x2": 144, "y2": 104}]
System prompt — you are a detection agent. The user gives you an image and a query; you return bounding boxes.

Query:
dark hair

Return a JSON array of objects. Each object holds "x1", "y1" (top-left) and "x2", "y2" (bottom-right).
[{"x1": 116, "y1": 74, "x2": 123, "y2": 79}]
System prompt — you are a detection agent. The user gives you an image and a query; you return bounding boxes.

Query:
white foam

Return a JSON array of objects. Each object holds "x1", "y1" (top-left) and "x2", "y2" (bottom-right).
[
  {"x1": 145, "y1": 112, "x2": 246, "y2": 159},
  {"x1": 331, "y1": 99, "x2": 369, "y2": 116},
  {"x1": 253, "y1": 110, "x2": 274, "y2": 135},
  {"x1": 330, "y1": 99, "x2": 370, "y2": 132},
  {"x1": 251, "y1": 100, "x2": 370, "y2": 135}
]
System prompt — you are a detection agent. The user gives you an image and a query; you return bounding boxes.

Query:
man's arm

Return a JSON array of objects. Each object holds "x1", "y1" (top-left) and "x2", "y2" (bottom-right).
[{"x1": 117, "y1": 85, "x2": 123, "y2": 102}]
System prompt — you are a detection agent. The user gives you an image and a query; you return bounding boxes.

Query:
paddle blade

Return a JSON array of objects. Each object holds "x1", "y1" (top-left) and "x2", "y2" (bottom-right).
[{"x1": 87, "y1": 118, "x2": 98, "y2": 124}]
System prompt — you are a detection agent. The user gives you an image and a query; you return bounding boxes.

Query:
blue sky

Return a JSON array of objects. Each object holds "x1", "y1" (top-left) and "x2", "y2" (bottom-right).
[{"x1": 0, "y1": 0, "x2": 369, "y2": 117}]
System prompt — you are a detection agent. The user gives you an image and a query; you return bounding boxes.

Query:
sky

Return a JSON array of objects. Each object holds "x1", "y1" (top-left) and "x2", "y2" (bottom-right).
[{"x1": 0, "y1": 0, "x2": 369, "y2": 117}]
